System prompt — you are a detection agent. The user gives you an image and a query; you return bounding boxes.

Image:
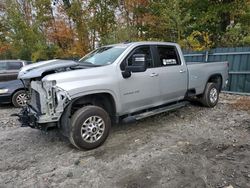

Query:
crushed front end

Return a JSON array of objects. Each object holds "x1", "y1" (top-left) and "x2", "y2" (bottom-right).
[{"x1": 17, "y1": 80, "x2": 71, "y2": 130}]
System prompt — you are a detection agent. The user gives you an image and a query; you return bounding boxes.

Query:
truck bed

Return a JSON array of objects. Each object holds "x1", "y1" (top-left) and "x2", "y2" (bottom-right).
[{"x1": 186, "y1": 61, "x2": 228, "y2": 95}]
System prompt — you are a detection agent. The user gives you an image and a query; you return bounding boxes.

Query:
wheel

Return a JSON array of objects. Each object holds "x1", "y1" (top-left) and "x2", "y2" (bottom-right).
[
  {"x1": 12, "y1": 90, "x2": 29, "y2": 108},
  {"x1": 200, "y1": 82, "x2": 219, "y2": 107},
  {"x1": 69, "y1": 105, "x2": 111, "y2": 150}
]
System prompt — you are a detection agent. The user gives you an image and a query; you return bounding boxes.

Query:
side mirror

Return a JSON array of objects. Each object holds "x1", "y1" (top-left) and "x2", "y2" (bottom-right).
[{"x1": 125, "y1": 54, "x2": 147, "y2": 73}]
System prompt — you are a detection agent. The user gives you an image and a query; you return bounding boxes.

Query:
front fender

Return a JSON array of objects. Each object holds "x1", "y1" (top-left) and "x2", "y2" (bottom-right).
[{"x1": 69, "y1": 89, "x2": 121, "y2": 114}]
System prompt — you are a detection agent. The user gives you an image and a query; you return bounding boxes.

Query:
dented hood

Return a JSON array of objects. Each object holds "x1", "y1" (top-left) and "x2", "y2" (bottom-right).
[{"x1": 18, "y1": 59, "x2": 78, "y2": 79}]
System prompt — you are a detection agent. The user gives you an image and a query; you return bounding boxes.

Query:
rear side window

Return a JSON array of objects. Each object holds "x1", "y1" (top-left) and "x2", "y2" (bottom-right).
[
  {"x1": 7, "y1": 62, "x2": 23, "y2": 70},
  {"x1": 0, "y1": 62, "x2": 7, "y2": 71},
  {"x1": 157, "y1": 46, "x2": 180, "y2": 66}
]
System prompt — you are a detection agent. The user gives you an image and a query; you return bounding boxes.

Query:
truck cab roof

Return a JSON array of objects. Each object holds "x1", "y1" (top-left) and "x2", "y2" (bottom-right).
[{"x1": 105, "y1": 41, "x2": 180, "y2": 48}]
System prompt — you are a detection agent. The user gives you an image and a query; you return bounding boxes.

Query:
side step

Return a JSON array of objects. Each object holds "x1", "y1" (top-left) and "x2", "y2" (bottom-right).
[{"x1": 122, "y1": 101, "x2": 189, "y2": 124}]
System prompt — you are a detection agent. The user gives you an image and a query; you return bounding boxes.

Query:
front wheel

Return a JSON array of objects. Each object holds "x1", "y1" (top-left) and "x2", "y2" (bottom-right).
[
  {"x1": 200, "y1": 82, "x2": 219, "y2": 108},
  {"x1": 69, "y1": 106, "x2": 111, "y2": 150}
]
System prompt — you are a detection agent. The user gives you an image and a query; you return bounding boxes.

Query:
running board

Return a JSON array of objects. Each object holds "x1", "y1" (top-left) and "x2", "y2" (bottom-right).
[{"x1": 122, "y1": 101, "x2": 189, "y2": 123}]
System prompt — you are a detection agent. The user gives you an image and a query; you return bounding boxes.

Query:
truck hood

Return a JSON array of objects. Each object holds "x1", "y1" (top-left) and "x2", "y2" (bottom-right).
[
  {"x1": 41, "y1": 64, "x2": 116, "y2": 96},
  {"x1": 18, "y1": 59, "x2": 78, "y2": 79}
]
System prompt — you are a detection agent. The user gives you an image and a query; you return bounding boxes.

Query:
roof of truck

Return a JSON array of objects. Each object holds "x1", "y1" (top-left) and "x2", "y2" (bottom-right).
[{"x1": 104, "y1": 41, "x2": 179, "y2": 48}]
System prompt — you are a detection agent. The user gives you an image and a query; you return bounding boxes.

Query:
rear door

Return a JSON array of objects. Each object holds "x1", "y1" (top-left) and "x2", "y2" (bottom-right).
[{"x1": 153, "y1": 45, "x2": 188, "y2": 103}]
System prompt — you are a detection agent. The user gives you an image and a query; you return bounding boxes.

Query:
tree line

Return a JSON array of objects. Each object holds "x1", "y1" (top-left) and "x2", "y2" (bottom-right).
[{"x1": 0, "y1": 0, "x2": 250, "y2": 61}]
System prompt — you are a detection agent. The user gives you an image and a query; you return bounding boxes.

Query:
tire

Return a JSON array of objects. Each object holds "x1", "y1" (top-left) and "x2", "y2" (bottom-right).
[
  {"x1": 69, "y1": 105, "x2": 111, "y2": 150},
  {"x1": 12, "y1": 90, "x2": 28, "y2": 108},
  {"x1": 200, "y1": 82, "x2": 219, "y2": 108}
]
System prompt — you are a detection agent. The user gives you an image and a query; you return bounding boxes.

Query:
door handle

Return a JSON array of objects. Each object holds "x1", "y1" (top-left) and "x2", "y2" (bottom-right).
[
  {"x1": 150, "y1": 73, "x2": 159, "y2": 77},
  {"x1": 180, "y1": 69, "x2": 186, "y2": 73}
]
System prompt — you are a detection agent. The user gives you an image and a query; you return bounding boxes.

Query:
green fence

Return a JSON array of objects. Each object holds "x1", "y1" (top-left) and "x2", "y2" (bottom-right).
[{"x1": 184, "y1": 47, "x2": 250, "y2": 94}]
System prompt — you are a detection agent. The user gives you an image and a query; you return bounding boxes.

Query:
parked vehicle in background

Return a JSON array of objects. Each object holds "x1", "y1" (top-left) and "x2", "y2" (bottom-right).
[
  {"x1": 0, "y1": 60, "x2": 31, "y2": 107},
  {"x1": 17, "y1": 42, "x2": 228, "y2": 150}
]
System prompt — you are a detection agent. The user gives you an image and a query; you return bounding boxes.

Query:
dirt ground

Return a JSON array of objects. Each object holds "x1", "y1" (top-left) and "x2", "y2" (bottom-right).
[{"x1": 0, "y1": 94, "x2": 250, "y2": 188}]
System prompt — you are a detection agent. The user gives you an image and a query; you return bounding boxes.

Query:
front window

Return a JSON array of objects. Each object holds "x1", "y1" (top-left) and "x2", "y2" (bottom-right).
[
  {"x1": 127, "y1": 46, "x2": 153, "y2": 68},
  {"x1": 79, "y1": 45, "x2": 127, "y2": 66}
]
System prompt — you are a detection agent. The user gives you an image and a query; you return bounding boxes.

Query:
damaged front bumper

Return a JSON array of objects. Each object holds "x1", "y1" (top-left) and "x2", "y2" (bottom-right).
[
  {"x1": 15, "y1": 106, "x2": 59, "y2": 130},
  {"x1": 15, "y1": 106, "x2": 38, "y2": 128},
  {"x1": 15, "y1": 80, "x2": 71, "y2": 130}
]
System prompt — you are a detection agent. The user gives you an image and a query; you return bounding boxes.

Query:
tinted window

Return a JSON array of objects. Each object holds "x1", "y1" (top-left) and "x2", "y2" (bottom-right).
[
  {"x1": 7, "y1": 62, "x2": 23, "y2": 70},
  {"x1": 157, "y1": 46, "x2": 180, "y2": 66},
  {"x1": 0, "y1": 62, "x2": 7, "y2": 71},
  {"x1": 127, "y1": 46, "x2": 153, "y2": 68}
]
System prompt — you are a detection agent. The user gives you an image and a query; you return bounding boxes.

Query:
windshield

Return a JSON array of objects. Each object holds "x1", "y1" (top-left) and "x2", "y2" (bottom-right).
[{"x1": 78, "y1": 46, "x2": 127, "y2": 66}]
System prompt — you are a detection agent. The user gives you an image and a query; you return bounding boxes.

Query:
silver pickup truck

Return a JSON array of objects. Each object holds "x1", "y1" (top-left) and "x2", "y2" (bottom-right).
[{"x1": 17, "y1": 42, "x2": 228, "y2": 150}]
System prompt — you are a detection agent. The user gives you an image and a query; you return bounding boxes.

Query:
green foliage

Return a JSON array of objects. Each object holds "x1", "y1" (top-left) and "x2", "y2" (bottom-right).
[
  {"x1": 0, "y1": 0, "x2": 250, "y2": 60},
  {"x1": 103, "y1": 26, "x2": 140, "y2": 44},
  {"x1": 182, "y1": 0, "x2": 250, "y2": 47},
  {"x1": 88, "y1": 0, "x2": 118, "y2": 45},
  {"x1": 180, "y1": 31, "x2": 213, "y2": 51}
]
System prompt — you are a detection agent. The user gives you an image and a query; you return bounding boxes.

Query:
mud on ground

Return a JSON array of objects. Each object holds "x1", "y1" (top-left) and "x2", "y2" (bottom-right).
[{"x1": 0, "y1": 94, "x2": 250, "y2": 188}]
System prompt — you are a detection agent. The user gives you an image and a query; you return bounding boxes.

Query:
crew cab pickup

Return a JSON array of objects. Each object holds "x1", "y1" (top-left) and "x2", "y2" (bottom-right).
[{"x1": 17, "y1": 42, "x2": 228, "y2": 150}]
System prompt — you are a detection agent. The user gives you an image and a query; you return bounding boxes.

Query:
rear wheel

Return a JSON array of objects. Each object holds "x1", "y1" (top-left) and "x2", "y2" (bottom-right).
[
  {"x1": 12, "y1": 90, "x2": 28, "y2": 108},
  {"x1": 200, "y1": 82, "x2": 219, "y2": 107},
  {"x1": 69, "y1": 106, "x2": 111, "y2": 150}
]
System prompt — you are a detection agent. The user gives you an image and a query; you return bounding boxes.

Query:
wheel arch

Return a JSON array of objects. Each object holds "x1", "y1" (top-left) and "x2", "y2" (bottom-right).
[
  {"x1": 59, "y1": 92, "x2": 117, "y2": 138},
  {"x1": 206, "y1": 74, "x2": 223, "y2": 92},
  {"x1": 71, "y1": 92, "x2": 117, "y2": 116}
]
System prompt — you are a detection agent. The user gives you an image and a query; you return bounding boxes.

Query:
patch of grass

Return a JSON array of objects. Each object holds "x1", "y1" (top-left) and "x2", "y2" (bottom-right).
[{"x1": 231, "y1": 97, "x2": 250, "y2": 111}]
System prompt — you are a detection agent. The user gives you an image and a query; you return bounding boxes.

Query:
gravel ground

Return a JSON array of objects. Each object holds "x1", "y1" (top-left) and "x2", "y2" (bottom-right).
[{"x1": 0, "y1": 94, "x2": 250, "y2": 188}]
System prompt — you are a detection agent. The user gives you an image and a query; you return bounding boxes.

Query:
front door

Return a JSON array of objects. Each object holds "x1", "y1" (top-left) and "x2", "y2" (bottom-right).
[{"x1": 118, "y1": 45, "x2": 160, "y2": 114}]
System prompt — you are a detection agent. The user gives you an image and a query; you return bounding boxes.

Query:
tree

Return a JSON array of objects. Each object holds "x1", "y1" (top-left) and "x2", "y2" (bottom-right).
[
  {"x1": 0, "y1": 0, "x2": 250, "y2": 60},
  {"x1": 182, "y1": 0, "x2": 250, "y2": 47}
]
